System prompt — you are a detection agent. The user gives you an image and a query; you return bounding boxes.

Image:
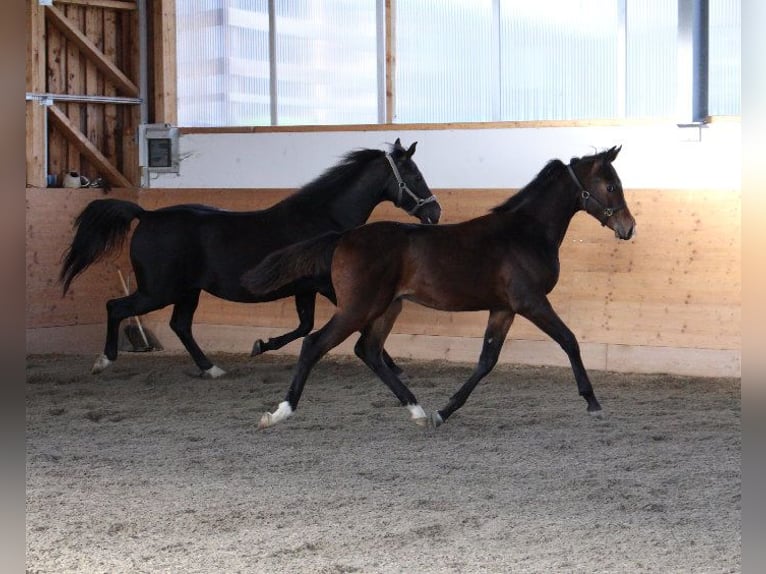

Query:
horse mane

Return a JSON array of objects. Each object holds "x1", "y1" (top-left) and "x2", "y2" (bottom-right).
[
  {"x1": 491, "y1": 159, "x2": 567, "y2": 213},
  {"x1": 292, "y1": 147, "x2": 386, "y2": 203}
]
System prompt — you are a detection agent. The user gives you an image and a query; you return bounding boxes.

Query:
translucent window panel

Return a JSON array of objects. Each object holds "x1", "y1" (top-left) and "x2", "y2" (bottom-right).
[
  {"x1": 626, "y1": 0, "x2": 677, "y2": 118},
  {"x1": 499, "y1": 0, "x2": 620, "y2": 121},
  {"x1": 176, "y1": 0, "x2": 271, "y2": 127},
  {"x1": 708, "y1": 0, "x2": 740, "y2": 116},
  {"x1": 395, "y1": 0, "x2": 494, "y2": 123},
  {"x1": 274, "y1": 0, "x2": 378, "y2": 125}
]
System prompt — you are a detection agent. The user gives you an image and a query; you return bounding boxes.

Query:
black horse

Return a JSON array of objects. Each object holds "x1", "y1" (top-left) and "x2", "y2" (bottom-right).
[
  {"x1": 60, "y1": 139, "x2": 441, "y2": 377},
  {"x1": 243, "y1": 146, "x2": 635, "y2": 428}
]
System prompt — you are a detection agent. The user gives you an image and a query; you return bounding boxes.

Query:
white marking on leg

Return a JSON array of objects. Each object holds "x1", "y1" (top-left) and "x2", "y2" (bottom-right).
[
  {"x1": 258, "y1": 401, "x2": 293, "y2": 429},
  {"x1": 407, "y1": 404, "x2": 428, "y2": 426},
  {"x1": 91, "y1": 354, "x2": 112, "y2": 374},
  {"x1": 202, "y1": 365, "x2": 226, "y2": 379}
]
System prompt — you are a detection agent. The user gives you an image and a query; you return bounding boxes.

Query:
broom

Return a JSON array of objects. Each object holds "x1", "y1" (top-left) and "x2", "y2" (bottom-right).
[{"x1": 117, "y1": 269, "x2": 162, "y2": 352}]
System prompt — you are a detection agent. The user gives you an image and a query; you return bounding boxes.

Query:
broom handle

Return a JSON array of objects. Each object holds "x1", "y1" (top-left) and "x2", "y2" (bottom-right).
[{"x1": 117, "y1": 268, "x2": 151, "y2": 349}]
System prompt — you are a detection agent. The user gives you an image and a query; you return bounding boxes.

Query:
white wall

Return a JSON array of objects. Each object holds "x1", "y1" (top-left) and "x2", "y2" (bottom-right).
[{"x1": 150, "y1": 122, "x2": 741, "y2": 191}]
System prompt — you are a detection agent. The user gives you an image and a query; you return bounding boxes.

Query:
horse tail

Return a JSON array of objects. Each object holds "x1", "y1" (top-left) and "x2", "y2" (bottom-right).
[
  {"x1": 60, "y1": 199, "x2": 145, "y2": 295},
  {"x1": 242, "y1": 231, "x2": 342, "y2": 296}
]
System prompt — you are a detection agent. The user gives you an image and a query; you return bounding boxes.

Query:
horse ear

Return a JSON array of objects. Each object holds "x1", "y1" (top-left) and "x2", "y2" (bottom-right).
[
  {"x1": 405, "y1": 141, "x2": 417, "y2": 158},
  {"x1": 605, "y1": 145, "x2": 622, "y2": 162},
  {"x1": 393, "y1": 138, "x2": 403, "y2": 150}
]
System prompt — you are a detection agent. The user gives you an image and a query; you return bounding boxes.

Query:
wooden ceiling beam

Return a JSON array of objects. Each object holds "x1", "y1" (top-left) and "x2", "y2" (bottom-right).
[
  {"x1": 54, "y1": 0, "x2": 137, "y2": 11},
  {"x1": 45, "y1": 4, "x2": 139, "y2": 98},
  {"x1": 48, "y1": 104, "x2": 133, "y2": 188}
]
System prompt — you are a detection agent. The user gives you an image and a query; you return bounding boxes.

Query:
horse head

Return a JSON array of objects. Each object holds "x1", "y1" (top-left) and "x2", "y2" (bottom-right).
[
  {"x1": 386, "y1": 138, "x2": 441, "y2": 224},
  {"x1": 569, "y1": 145, "x2": 636, "y2": 240}
]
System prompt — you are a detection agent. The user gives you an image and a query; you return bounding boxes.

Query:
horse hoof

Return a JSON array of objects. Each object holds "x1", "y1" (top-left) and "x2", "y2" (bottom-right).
[
  {"x1": 258, "y1": 401, "x2": 293, "y2": 429},
  {"x1": 413, "y1": 416, "x2": 429, "y2": 427},
  {"x1": 202, "y1": 366, "x2": 226, "y2": 379},
  {"x1": 91, "y1": 354, "x2": 112, "y2": 374},
  {"x1": 429, "y1": 412, "x2": 444, "y2": 428},
  {"x1": 258, "y1": 412, "x2": 273, "y2": 429},
  {"x1": 588, "y1": 408, "x2": 604, "y2": 418},
  {"x1": 251, "y1": 340, "x2": 264, "y2": 357}
]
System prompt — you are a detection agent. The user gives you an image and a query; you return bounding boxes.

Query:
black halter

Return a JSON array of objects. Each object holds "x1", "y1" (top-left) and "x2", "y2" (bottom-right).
[
  {"x1": 566, "y1": 163, "x2": 625, "y2": 226},
  {"x1": 385, "y1": 153, "x2": 439, "y2": 216}
]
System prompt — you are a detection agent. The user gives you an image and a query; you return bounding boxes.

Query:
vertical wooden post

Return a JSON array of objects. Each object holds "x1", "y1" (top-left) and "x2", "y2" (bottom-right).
[
  {"x1": 385, "y1": 0, "x2": 395, "y2": 124},
  {"x1": 26, "y1": 0, "x2": 47, "y2": 187},
  {"x1": 152, "y1": 0, "x2": 177, "y2": 124}
]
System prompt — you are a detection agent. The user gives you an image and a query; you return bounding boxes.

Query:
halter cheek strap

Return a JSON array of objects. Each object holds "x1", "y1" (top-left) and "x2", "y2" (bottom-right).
[
  {"x1": 566, "y1": 163, "x2": 624, "y2": 226},
  {"x1": 385, "y1": 153, "x2": 439, "y2": 216}
]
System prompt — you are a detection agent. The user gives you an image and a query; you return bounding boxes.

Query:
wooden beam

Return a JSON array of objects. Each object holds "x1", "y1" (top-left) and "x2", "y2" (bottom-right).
[
  {"x1": 45, "y1": 4, "x2": 139, "y2": 97},
  {"x1": 152, "y1": 0, "x2": 177, "y2": 124},
  {"x1": 47, "y1": 104, "x2": 132, "y2": 187},
  {"x1": 54, "y1": 0, "x2": 137, "y2": 11},
  {"x1": 385, "y1": 0, "x2": 395, "y2": 123},
  {"x1": 26, "y1": 0, "x2": 47, "y2": 187}
]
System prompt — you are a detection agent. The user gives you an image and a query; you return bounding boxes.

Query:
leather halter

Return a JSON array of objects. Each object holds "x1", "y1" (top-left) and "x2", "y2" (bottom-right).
[
  {"x1": 566, "y1": 163, "x2": 625, "y2": 226},
  {"x1": 385, "y1": 153, "x2": 439, "y2": 216}
]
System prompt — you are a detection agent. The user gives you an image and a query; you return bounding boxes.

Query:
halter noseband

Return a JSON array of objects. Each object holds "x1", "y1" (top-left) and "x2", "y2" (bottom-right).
[
  {"x1": 566, "y1": 163, "x2": 624, "y2": 226},
  {"x1": 385, "y1": 153, "x2": 439, "y2": 216}
]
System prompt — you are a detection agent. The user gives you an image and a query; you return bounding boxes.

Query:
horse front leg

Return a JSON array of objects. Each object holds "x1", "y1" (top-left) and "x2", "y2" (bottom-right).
[
  {"x1": 432, "y1": 309, "x2": 515, "y2": 427},
  {"x1": 170, "y1": 290, "x2": 224, "y2": 378},
  {"x1": 520, "y1": 296, "x2": 602, "y2": 415},
  {"x1": 251, "y1": 291, "x2": 317, "y2": 356}
]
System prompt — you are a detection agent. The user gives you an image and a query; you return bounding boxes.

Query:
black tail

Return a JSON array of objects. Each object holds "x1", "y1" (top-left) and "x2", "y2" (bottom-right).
[
  {"x1": 242, "y1": 231, "x2": 342, "y2": 296},
  {"x1": 59, "y1": 199, "x2": 144, "y2": 294}
]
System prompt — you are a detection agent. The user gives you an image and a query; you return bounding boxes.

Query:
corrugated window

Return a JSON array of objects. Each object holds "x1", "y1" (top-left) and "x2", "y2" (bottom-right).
[
  {"x1": 275, "y1": 1, "x2": 378, "y2": 125},
  {"x1": 708, "y1": 0, "x2": 740, "y2": 116},
  {"x1": 395, "y1": 0, "x2": 494, "y2": 123},
  {"x1": 499, "y1": 0, "x2": 620, "y2": 121},
  {"x1": 176, "y1": 0, "x2": 740, "y2": 126},
  {"x1": 626, "y1": 0, "x2": 677, "y2": 118}
]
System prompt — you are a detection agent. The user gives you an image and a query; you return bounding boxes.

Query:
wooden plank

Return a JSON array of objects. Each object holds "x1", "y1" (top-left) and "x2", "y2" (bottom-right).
[
  {"x1": 65, "y1": 4, "x2": 85, "y2": 174},
  {"x1": 120, "y1": 7, "x2": 140, "y2": 184},
  {"x1": 385, "y1": 0, "x2": 395, "y2": 123},
  {"x1": 54, "y1": 0, "x2": 137, "y2": 10},
  {"x1": 46, "y1": 20, "x2": 67, "y2": 184},
  {"x1": 26, "y1": 0, "x2": 47, "y2": 187},
  {"x1": 45, "y1": 4, "x2": 138, "y2": 97},
  {"x1": 48, "y1": 104, "x2": 132, "y2": 187},
  {"x1": 152, "y1": 0, "x2": 177, "y2": 124},
  {"x1": 84, "y1": 4, "x2": 105, "y2": 179},
  {"x1": 102, "y1": 7, "x2": 118, "y2": 167}
]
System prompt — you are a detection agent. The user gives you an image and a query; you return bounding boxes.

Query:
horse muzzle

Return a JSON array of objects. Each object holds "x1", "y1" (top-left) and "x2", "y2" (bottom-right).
[
  {"x1": 416, "y1": 200, "x2": 442, "y2": 225},
  {"x1": 611, "y1": 214, "x2": 636, "y2": 240}
]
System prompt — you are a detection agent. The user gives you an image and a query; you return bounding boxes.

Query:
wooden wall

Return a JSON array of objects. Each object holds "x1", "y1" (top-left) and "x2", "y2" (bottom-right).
[
  {"x1": 26, "y1": 0, "x2": 143, "y2": 188},
  {"x1": 26, "y1": 186, "x2": 741, "y2": 377}
]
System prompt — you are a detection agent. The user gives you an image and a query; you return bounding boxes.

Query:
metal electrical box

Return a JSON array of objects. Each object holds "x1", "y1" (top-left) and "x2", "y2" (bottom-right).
[{"x1": 138, "y1": 123, "x2": 180, "y2": 174}]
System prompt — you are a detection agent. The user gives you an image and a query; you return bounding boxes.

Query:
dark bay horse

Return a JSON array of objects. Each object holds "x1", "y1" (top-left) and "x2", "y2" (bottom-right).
[
  {"x1": 60, "y1": 139, "x2": 441, "y2": 377},
  {"x1": 243, "y1": 146, "x2": 635, "y2": 428}
]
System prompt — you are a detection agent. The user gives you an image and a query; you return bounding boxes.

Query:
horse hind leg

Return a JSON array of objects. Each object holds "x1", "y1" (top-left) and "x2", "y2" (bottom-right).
[
  {"x1": 169, "y1": 291, "x2": 224, "y2": 378},
  {"x1": 251, "y1": 292, "x2": 317, "y2": 357},
  {"x1": 433, "y1": 309, "x2": 515, "y2": 427},
  {"x1": 259, "y1": 313, "x2": 363, "y2": 429},
  {"x1": 353, "y1": 300, "x2": 426, "y2": 425},
  {"x1": 94, "y1": 292, "x2": 162, "y2": 374}
]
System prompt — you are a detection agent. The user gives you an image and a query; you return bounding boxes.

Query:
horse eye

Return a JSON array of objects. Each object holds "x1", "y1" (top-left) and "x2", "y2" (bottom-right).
[{"x1": 606, "y1": 184, "x2": 615, "y2": 193}]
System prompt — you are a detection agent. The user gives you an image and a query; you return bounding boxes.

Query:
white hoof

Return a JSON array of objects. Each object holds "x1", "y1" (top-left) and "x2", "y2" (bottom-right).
[
  {"x1": 91, "y1": 354, "x2": 112, "y2": 374},
  {"x1": 430, "y1": 412, "x2": 444, "y2": 428},
  {"x1": 258, "y1": 401, "x2": 293, "y2": 429},
  {"x1": 407, "y1": 404, "x2": 428, "y2": 426},
  {"x1": 202, "y1": 365, "x2": 226, "y2": 379}
]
